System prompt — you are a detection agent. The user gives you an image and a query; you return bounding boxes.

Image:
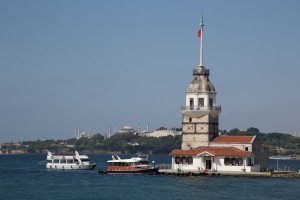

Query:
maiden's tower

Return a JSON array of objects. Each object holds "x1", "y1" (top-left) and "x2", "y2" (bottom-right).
[
  {"x1": 171, "y1": 16, "x2": 268, "y2": 172},
  {"x1": 181, "y1": 15, "x2": 221, "y2": 150}
]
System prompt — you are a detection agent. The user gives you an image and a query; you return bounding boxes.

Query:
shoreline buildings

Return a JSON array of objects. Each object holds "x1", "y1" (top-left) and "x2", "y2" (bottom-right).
[
  {"x1": 110, "y1": 124, "x2": 181, "y2": 138},
  {"x1": 170, "y1": 16, "x2": 268, "y2": 172}
]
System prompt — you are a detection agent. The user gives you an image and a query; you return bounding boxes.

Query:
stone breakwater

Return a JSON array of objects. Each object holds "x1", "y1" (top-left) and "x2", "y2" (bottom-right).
[{"x1": 158, "y1": 169, "x2": 300, "y2": 178}]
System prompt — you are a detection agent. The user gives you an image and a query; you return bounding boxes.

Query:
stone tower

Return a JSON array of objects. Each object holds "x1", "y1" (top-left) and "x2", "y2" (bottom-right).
[{"x1": 181, "y1": 15, "x2": 221, "y2": 150}]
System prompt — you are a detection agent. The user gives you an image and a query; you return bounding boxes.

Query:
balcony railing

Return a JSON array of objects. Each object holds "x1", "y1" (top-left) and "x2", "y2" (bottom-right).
[
  {"x1": 181, "y1": 105, "x2": 221, "y2": 112},
  {"x1": 193, "y1": 69, "x2": 210, "y2": 76}
]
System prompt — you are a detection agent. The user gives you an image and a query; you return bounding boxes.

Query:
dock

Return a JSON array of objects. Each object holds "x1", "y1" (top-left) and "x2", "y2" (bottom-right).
[{"x1": 157, "y1": 169, "x2": 300, "y2": 178}]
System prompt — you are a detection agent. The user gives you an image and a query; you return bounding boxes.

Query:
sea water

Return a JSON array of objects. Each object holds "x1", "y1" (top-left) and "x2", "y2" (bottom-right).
[{"x1": 0, "y1": 154, "x2": 300, "y2": 200}]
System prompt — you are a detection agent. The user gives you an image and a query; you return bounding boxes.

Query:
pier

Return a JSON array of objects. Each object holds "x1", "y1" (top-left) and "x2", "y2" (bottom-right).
[{"x1": 157, "y1": 169, "x2": 300, "y2": 178}]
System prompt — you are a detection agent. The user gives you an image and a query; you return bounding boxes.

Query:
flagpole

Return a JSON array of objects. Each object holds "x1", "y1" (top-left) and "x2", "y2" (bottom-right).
[{"x1": 199, "y1": 15, "x2": 204, "y2": 66}]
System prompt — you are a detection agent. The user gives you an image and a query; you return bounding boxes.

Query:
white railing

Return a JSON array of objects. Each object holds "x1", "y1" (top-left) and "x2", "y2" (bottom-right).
[
  {"x1": 181, "y1": 106, "x2": 221, "y2": 112},
  {"x1": 193, "y1": 69, "x2": 210, "y2": 75}
]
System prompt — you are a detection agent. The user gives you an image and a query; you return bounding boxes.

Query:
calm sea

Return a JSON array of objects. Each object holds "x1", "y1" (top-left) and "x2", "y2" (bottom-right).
[{"x1": 0, "y1": 154, "x2": 300, "y2": 200}]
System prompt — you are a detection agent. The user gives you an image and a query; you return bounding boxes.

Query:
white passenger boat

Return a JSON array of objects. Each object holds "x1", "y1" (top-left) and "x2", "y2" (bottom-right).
[
  {"x1": 100, "y1": 155, "x2": 159, "y2": 174},
  {"x1": 46, "y1": 151, "x2": 96, "y2": 170},
  {"x1": 269, "y1": 156, "x2": 293, "y2": 160}
]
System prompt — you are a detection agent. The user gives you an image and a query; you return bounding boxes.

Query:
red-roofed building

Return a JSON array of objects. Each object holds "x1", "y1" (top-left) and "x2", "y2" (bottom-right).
[
  {"x1": 211, "y1": 136, "x2": 255, "y2": 143},
  {"x1": 170, "y1": 134, "x2": 268, "y2": 172},
  {"x1": 170, "y1": 145, "x2": 259, "y2": 172}
]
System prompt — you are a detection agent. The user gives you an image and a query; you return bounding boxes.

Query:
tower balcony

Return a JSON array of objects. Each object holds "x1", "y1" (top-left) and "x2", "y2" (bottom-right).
[
  {"x1": 193, "y1": 68, "x2": 210, "y2": 76},
  {"x1": 181, "y1": 105, "x2": 221, "y2": 117}
]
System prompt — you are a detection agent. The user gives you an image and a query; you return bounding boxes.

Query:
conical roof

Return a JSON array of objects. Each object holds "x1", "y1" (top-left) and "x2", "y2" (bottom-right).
[{"x1": 186, "y1": 66, "x2": 215, "y2": 93}]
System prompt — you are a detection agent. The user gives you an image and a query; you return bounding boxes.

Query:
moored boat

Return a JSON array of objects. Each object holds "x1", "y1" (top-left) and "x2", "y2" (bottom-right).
[
  {"x1": 100, "y1": 155, "x2": 159, "y2": 174},
  {"x1": 269, "y1": 156, "x2": 293, "y2": 160},
  {"x1": 46, "y1": 151, "x2": 96, "y2": 170}
]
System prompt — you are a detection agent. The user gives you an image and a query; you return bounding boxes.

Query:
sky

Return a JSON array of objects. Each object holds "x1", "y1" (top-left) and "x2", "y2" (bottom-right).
[{"x1": 1, "y1": 0, "x2": 300, "y2": 142}]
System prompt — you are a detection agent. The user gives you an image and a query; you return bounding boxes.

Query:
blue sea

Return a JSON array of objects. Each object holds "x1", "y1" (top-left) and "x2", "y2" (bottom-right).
[{"x1": 1, "y1": 154, "x2": 300, "y2": 200}]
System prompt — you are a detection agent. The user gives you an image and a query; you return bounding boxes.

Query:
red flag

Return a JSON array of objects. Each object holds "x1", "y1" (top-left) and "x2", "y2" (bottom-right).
[{"x1": 198, "y1": 29, "x2": 202, "y2": 38}]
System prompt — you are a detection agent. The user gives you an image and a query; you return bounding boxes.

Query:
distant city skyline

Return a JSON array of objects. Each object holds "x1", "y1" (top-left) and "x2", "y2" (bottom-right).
[{"x1": 1, "y1": 0, "x2": 300, "y2": 142}]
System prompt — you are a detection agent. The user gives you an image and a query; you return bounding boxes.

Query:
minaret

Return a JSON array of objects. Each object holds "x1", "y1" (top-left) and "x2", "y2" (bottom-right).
[
  {"x1": 181, "y1": 16, "x2": 221, "y2": 150},
  {"x1": 108, "y1": 125, "x2": 112, "y2": 138}
]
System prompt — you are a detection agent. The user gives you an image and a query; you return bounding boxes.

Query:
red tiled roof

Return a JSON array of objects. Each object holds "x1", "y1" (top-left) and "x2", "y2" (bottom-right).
[
  {"x1": 170, "y1": 147, "x2": 251, "y2": 157},
  {"x1": 211, "y1": 136, "x2": 255, "y2": 143}
]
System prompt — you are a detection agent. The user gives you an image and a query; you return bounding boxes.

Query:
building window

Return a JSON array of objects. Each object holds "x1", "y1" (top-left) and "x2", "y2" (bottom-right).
[
  {"x1": 190, "y1": 98, "x2": 194, "y2": 110},
  {"x1": 174, "y1": 156, "x2": 193, "y2": 165},
  {"x1": 245, "y1": 147, "x2": 248, "y2": 151},
  {"x1": 238, "y1": 158, "x2": 243, "y2": 166},
  {"x1": 247, "y1": 158, "x2": 253, "y2": 166},
  {"x1": 224, "y1": 157, "x2": 230, "y2": 165},
  {"x1": 187, "y1": 156, "x2": 193, "y2": 164},
  {"x1": 175, "y1": 156, "x2": 181, "y2": 164},
  {"x1": 189, "y1": 118, "x2": 192, "y2": 122},
  {"x1": 224, "y1": 157, "x2": 244, "y2": 166},
  {"x1": 209, "y1": 98, "x2": 213, "y2": 108},
  {"x1": 198, "y1": 98, "x2": 204, "y2": 107}
]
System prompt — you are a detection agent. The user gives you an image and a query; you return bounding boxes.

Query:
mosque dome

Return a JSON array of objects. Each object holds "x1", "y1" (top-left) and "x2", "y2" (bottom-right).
[{"x1": 123, "y1": 125, "x2": 133, "y2": 130}]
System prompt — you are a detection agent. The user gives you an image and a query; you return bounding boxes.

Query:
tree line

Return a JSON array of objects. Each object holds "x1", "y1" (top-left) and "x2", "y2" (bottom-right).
[
  {"x1": 22, "y1": 133, "x2": 182, "y2": 155},
  {"x1": 226, "y1": 127, "x2": 300, "y2": 156},
  {"x1": 7, "y1": 127, "x2": 300, "y2": 156}
]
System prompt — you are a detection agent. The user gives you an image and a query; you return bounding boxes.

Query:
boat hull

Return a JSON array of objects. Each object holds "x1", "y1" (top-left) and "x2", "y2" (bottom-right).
[{"x1": 46, "y1": 163, "x2": 96, "y2": 170}]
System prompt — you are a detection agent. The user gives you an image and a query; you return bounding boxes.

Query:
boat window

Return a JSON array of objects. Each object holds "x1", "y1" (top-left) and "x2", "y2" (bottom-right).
[
  {"x1": 60, "y1": 159, "x2": 66, "y2": 164},
  {"x1": 81, "y1": 159, "x2": 89, "y2": 162},
  {"x1": 53, "y1": 159, "x2": 59, "y2": 163},
  {"x1": 140, "y1": 161, "x2": 148, "y2": 165},
  {"x1": 47, "y1": 160, "x2": 52, "y2": 163},
  {"x1": 74, "y1": 159, "x2": 79, "y2": 163},
  {"x1": 67, "y1": 159, "x2": 73, "y2": 164}
]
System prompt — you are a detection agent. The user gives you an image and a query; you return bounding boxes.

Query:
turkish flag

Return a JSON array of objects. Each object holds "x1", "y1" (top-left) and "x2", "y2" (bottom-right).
[{"x1": 198, "y1": 29, "x2": 202, "y2": 38}]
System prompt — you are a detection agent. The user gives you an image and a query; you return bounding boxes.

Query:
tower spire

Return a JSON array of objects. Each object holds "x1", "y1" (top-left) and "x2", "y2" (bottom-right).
[{"x1": 198, "y1": 13, "x2": 204, "y2": 66}]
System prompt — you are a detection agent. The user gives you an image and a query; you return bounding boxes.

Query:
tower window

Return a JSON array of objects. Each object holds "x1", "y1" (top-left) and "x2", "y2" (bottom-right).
[
  {"x1": 209, "y1": 98, "x2": 213, "y2": 108},
  {"x1": 198, "y1": 98, "x2": 204, "y2": 107},
  {"x1": 190, "y1": 98, "x2": 194, "y2": 110}
]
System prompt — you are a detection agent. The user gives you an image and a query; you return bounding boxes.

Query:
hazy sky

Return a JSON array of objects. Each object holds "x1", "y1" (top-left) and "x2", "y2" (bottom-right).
[{"x1": 1, "y1": 0, "x2": 300, "y2": 142}]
